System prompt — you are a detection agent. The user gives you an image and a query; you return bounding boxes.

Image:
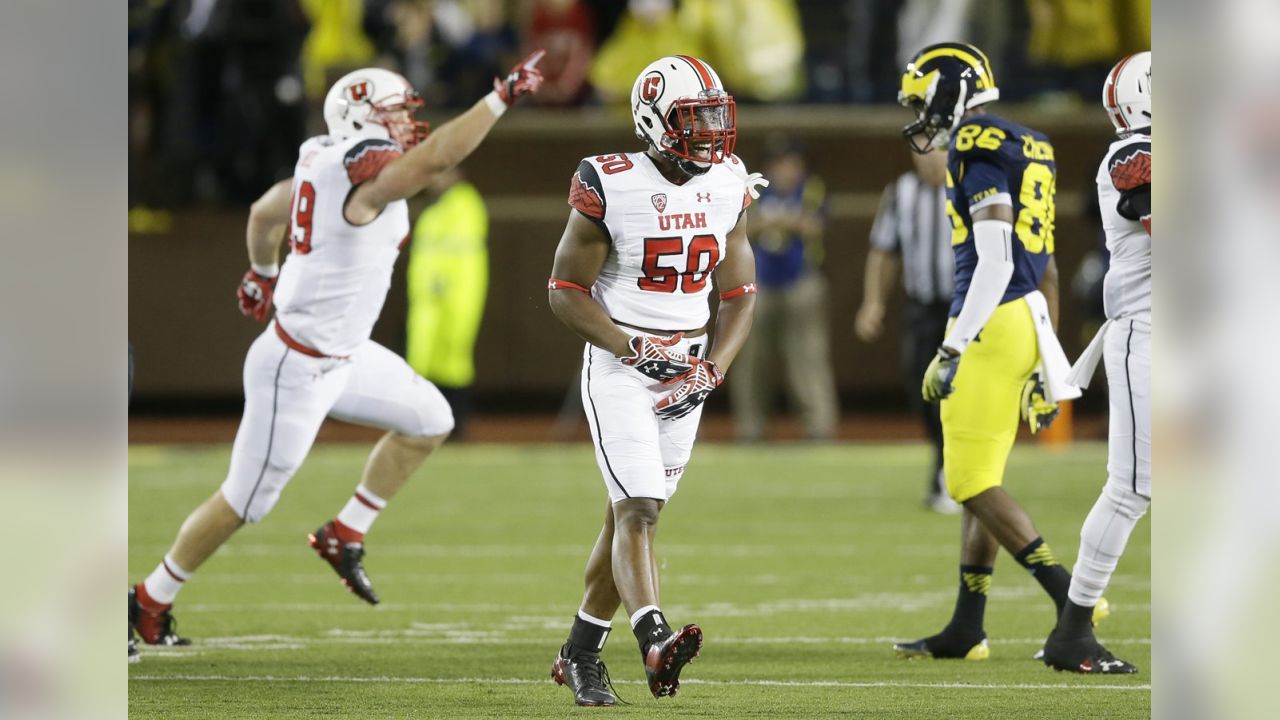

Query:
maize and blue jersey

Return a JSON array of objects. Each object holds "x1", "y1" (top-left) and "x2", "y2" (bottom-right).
[{"x1": 945, "y1": 113, "x2": 1057, "y2": 317}]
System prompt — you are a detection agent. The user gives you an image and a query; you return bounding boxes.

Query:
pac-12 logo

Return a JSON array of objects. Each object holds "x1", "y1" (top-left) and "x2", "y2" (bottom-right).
[
  {"x1": 651, "y1": 193, "x2": 667, "y2": 212},
  {"x1": 640, "y1": 72, "x2": 664, "y2": 103},
  {"x1": 347, "y1": 81, "x2": 371, "y2": 102}
]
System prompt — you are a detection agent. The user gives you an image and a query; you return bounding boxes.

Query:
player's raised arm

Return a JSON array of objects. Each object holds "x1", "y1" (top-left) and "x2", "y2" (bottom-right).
[
  {"x1": 348, "y1": 50, "x2": 545, "y2": 222},
  {"x1": 706, "y1": 214, "x2": 756, "y2": 372},
  {"x1": 237, "y1": 177, "x2": 293, "y2": 322},
  {"x1": 547, "y1": 211, "x2": 633, "y2": 358}
]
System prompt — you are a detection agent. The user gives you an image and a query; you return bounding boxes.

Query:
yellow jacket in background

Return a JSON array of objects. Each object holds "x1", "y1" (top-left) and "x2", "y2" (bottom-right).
[{"x1": 406, "y1": 181, "x2": 489, "y2": 388}]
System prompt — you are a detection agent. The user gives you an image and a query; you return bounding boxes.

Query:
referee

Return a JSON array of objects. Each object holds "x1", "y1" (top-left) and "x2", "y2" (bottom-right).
[{"x1": 855, "y1": 145, "x2": 958, "y2": 514}]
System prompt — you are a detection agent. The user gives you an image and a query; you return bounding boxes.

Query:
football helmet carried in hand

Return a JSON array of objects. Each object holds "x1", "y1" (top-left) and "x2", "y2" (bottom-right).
[
  {"x1": 1103, "y1": 51, "x2": 1151, "y2": 136},
  {"x1": 323, "y1": 68, "x2": 430, "y2": 149},
  {"x1": 631, "y1": 55, "x2": 736, "y2": 178},
  {"x1": 898, "y1": 42, "x2": 1000, "y2": 154}
]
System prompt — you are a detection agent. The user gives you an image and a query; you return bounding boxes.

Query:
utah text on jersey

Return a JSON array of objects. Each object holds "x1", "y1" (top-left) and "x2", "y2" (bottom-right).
[{"x1": 567, "y1": 152, "x2": 750, "y2": 330}]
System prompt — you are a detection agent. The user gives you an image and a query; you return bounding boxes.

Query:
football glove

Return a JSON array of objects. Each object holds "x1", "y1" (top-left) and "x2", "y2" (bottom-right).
[
  {"x1": 1020, "y1": 372, "x2": 1060, "y2": 434},
  {"x1": 237, "y1": 269, "x2": 277, "y2": 322},
  {"x1": 620, "y1": 333, "x2": 693, "y2": 382},
  {"x1": 493, "y1": 49, "x2": 546, "y2": 106},
  {"x1": 655, "y1": 359, "x2": 724, "y2": 421},
  {"x1": 744, "y1": 172, "x2": 770, "y2": 199},
  {"x1": 921, "y1": 346, "x2": 960, "y2": 403}
]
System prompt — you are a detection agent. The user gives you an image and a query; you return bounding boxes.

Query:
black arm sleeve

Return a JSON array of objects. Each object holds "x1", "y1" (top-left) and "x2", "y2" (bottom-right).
[{"x1": 1116, "y1": 184, "x2": 1151, "y2": 221}]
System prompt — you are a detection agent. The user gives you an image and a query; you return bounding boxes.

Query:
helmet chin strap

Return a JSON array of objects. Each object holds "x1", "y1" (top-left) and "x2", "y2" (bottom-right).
[
  {"x1": 648, "y1": 142, "x2": 709, "y2": 180},
  {"x1": 674, "y1": 155, "x2": 712, "y2": 177}
]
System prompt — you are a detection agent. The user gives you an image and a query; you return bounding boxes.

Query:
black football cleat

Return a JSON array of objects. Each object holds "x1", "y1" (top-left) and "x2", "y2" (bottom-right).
[
  {"x1": 644, "y1": 624, "x2": 703, "y2": 698},
  {"x1": 309, "y1": 521, "x2": 380, "y2": 605},
  {"x1": 1042, "y1": 634, "x2": 1138, "y2": 674},
  {"x1": 128, "y1": 622, "x2": 140, "y2": 664},
  {"x1": 128, "y1": 586, "x2": 191, "y2": 647},
  {"x1": 551, "y1": 648, "x2": 618, "y2": 706},
  {"x1": 894, "y1": 627, "x2": 989, "y2": 660}
]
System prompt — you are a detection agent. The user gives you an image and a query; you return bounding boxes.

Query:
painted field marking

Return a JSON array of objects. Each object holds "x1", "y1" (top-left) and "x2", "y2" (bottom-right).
[{"x1": 128, "y1": 674, "x2": 1149, "y2": 692}]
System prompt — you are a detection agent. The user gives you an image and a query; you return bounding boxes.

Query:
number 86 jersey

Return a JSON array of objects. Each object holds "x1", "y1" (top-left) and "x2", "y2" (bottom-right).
[
  {"x1": 568, "y1": 152, "x2": 751, "y2": 331},
  {"x1": 944, "y1": 114, "x2": 1057, "y2": 318}
]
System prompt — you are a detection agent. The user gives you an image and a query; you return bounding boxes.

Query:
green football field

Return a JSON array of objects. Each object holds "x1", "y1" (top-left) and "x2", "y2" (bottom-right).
[{"x1": 128, "y1": 440, "x2": 1150, "y2": 719}]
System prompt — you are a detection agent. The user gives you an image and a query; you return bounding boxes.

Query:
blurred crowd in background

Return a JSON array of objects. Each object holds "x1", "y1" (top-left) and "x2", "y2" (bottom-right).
[{"x1": 127, "y1": 0, "x2": 1149, "y2": 207}]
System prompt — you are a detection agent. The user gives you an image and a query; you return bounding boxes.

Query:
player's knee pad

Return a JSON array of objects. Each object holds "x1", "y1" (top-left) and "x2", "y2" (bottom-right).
[
  {"x1": 415, "y1": 395, "x2": 455, "y2": 438},
  {"x1": 222, "y1": 465, "x2": 295, "y2": 523},
  {"x1": 1101, "y1": 480, "x2": 1151, "y2": 520}
]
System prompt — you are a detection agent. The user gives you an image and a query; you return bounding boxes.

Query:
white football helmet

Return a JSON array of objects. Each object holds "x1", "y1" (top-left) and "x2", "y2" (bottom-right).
[
  {"x1": 1103, "y1": 51, "x2": 1151, "y2": 136},
  {"x1": 323, "y1": 68, "x2": 430, "y2": 148},
  {"x1": 631, "y1": 55, "x2": 736, "y2": 177}
]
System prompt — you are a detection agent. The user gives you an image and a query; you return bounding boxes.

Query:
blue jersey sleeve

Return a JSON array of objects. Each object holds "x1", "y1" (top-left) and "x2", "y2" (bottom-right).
[
  {"x1": 943, "y1": 114, "x2": 1056, "y2": 317},
  {"x1": 958, "y1": 159, "x2": 1009, "y2": 210}
]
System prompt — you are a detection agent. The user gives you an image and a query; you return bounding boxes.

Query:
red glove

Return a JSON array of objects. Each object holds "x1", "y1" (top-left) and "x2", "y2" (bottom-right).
[
  {"x1": 620, "y1": 333, "x2": 693, "y2": 382},
  {"x1": 237, "y1": 269, "x2": 277, "y2": 322},
  {"x1": 493, "y1": 49, "x2": 546, "y2": 106},
  {"x1": 655, "y1": 359, "x2": 724, "y2": 421}
]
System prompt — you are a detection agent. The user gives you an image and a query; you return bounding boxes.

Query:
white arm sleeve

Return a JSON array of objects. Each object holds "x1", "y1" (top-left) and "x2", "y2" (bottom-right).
[{"x1": 942, "y1": 219, "x2": 1015, "y2": 354}]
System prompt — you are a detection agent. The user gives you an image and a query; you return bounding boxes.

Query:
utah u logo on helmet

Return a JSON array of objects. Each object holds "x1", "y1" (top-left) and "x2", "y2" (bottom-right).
[
  {"x1": 347, "y1": 81, "x2": 371, "y2": 102},
  {"x1": 897, "y1": 42, "x2": 1000, "y2": 154},
  {"x1": 641, "y1": 73, "x2": 664, "y2": 103},
  {"x1": 631, "y1": 55, "x2": 736, "y2": 178}
]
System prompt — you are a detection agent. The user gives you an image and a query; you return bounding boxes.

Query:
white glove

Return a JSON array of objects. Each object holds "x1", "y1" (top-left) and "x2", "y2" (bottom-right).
[
  {"x1": 726, "y1": 154, "x2": 769, "y2": 199},
  {"x1": 744, "y1": 171, "x2": 769, "y2": 199}
]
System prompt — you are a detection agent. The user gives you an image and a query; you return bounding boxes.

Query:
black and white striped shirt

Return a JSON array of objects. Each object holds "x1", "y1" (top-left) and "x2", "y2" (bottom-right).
[{"x1": 869, "y1": 171, "x2": 955, "y2": 305}]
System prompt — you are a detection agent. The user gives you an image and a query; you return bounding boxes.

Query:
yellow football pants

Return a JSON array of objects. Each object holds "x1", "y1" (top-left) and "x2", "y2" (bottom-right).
[{"x1": 941, "y1": 297, "x2": 1040, "y2": 502}]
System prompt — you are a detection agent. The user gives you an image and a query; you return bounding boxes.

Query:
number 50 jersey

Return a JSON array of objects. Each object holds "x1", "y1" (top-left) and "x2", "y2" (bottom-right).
[
  {"x1": 568, "y1": 152, "x2": 751, "y2": 331},
  {"x1": 944, "y1": 114, "x2": 1057, "y2": 318}
]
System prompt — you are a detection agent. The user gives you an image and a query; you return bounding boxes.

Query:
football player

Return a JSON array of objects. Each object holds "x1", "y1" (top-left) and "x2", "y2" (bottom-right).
[
  {"x1": 1042, "y1": 51, "x2": 1151, "y2": 675},
  {"x1": 545, "y1": 55, "x2": 759, "y2": 705},
  {"x1": 889, "y1": 43, "x2": 1095, "y2": 661},
  {"x1": 128, "y1": 53, "x2": 545, "y2": 650}
]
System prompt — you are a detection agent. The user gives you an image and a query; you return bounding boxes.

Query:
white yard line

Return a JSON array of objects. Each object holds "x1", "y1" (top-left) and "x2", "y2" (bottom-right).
[
  {"x1": 140, "y1": 634, "x2": 1151, "y2": 651},
  {"x1": 128, "y1": 674, "x2": 1149, "y2": 691},
  {"x1": 172, "y1": 595, "x2": 1150, "y2": 616}
]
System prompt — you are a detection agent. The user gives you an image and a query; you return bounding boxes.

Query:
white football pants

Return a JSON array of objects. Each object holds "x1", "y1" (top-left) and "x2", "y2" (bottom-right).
[
  {"x1": 220, "y1": 325, "x2": 454, "y2": 522},
  {"x1": 581, "y1": 332, "x2": 708, "y2": 504},
  {"x1": 1069, "y1": 317, "x2": 1151, "y2": 607}
]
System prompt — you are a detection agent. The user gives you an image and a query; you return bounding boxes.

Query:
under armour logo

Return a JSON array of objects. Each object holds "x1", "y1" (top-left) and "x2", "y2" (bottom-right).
[{"x1": 696, "y1": 192, "x2": 711, "y2": 203}]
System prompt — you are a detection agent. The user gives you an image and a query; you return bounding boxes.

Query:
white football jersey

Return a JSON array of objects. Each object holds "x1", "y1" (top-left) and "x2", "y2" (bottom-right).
[
  {"x1": 273, "y1": 135, "x2": 411, "y2": 356},
  {"x1": 568, "y1": 152, "x2": 750, "y2": 330},
  {"x1": 1096, "y1": 132, "x2": 1151, "y2": 320}
]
